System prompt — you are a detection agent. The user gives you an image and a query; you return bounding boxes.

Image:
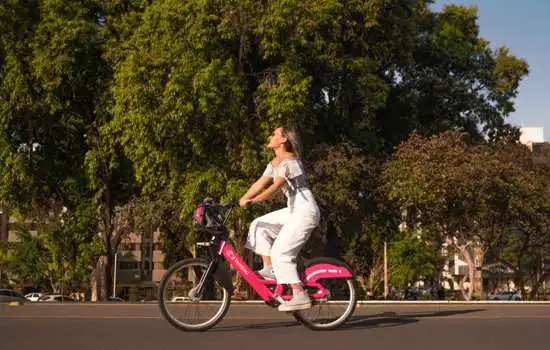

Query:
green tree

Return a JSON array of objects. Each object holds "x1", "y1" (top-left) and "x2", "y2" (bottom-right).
[
  {"x1": 485, "y1": 143, "x2": 550, "y2": 299},
  {"x1": 388, "y1": 229, "x2": 439, "y2": 298},
  {"x1": 382, "y1": 131, "x2": 550, "y2": 300},
  {"x1": 0, "y1": 0, "x2": 531, "y2": 300},
  {"x1": 376, "y1": 4, "x2": 529, "y2": 151}
]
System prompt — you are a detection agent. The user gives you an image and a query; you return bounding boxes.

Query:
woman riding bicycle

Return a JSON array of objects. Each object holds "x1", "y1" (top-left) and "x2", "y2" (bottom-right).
[{"x1": 239, "y1": 126, "x2": 320, "y2": 312}]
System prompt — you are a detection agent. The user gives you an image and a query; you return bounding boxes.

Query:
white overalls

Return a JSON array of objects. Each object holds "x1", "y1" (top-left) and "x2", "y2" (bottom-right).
[{"x1": 244, "y1": 158, "x2": 320, "y2": 284}]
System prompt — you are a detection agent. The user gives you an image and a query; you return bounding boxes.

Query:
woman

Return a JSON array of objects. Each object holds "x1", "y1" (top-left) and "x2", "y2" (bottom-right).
[{"x1": 239, "y1": 126, "x2": 320, "y2": 312}]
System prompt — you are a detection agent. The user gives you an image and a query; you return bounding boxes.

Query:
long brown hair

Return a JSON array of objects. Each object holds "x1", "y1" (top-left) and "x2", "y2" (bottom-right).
[{"x1": 281, "y1": 127, "x2": 302, "y2": 158}]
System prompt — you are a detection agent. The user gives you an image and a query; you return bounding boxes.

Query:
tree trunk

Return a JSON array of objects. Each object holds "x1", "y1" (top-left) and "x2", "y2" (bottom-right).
[
  {"x1": 529, "y1": 272, "x2": 549, "y2": 300},
  {"x1": 90, "y1": 255, "x2": 108, "y2": 302},
  {"x1": 460, "y1": 246, "x2": 475, "y2": 300},
  {"x1": 445, "y1": 237, "x2": 474, "y2": 300}
]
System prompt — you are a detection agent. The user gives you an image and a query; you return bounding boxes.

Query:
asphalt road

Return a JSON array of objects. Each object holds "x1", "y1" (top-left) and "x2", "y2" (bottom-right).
[{"x1": 1, "y1": 303, "x2": 549, "y2": 350}]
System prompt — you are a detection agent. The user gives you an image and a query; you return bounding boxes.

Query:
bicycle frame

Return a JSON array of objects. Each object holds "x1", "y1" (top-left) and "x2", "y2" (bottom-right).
[
  {"x1": 196, "y1": 204, "x2": 354, "y2": 303},
  {"x1": 216, "y1": 239, "x2": 352, "y2": 302}
]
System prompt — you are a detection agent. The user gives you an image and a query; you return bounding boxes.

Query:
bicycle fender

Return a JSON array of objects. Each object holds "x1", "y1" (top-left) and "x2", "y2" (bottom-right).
[
  {"x1": 214, "y1": 260, "x2": 234, "y2": 293},
  {"x1": 302, "y1": 258, "x2": 354, "y2": 284}
]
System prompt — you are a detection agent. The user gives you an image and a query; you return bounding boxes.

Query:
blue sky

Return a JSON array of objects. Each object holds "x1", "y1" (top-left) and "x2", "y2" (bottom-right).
[{"x1": 432, "y1": 0, "x2": 550, "y2": 140}]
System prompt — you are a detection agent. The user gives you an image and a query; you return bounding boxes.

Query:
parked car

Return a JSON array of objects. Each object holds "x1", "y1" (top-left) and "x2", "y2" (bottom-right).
[
  {"x1": 25, "y1": 292, "x2": 45, "y2": 302},
  {"x1": 489, "y1": 291, "x2": 522, "y2": 301},
  {"x1": 37, "y1": 294, "x2": 76, "y2": 302},
  {"x1": 0, "y1": 289, "x2": 27, "y2": 303},
  {"x1": 108, "y1": 296, "x2": 126, "y2": 302}
]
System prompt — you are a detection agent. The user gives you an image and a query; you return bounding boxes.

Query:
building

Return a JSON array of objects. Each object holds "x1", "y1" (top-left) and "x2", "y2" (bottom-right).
[
  {"x1": 113, "y1": 230, "x2": 166, "y2": 300},
  {"x1": 1, "y1": 208, "x2": 167, "y2": 300},
  {"x1": 519, "y1": 126, "x2": 548, "y2": 153},
  {"x1": 519, "y1": 126, "x2": 544, "y2": 144}
]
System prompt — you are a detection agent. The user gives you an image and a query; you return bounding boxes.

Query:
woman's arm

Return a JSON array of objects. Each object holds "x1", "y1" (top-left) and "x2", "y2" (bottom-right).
[
  {"x1": 252, "y1": 176, "x2": 286, "y2": 203},
  {"x1": 239, "y1": 175, "x2": 272, "y2": 206}
]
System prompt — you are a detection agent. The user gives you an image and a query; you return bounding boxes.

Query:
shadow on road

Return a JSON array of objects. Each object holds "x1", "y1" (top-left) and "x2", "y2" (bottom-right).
[
  {"x1": 339, "y1": 308, "x2": 486, "y2": 331},
  {"x1": 211, "y1": 308, "x2": 486, "y2": 332},
  {"x1": 212, "y1": 320, "x2": 300, "y2": 332}
]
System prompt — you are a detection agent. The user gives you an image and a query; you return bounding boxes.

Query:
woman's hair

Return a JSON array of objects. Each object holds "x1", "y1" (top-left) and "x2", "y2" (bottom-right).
[{"x1": 281, "y1": 127, "x2": 302, "y2": 157}]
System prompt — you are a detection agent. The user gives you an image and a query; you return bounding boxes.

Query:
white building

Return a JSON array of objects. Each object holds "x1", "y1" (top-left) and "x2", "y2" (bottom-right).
[
  {"x1": 519, "y1": 126, "x2": 544, "y2": 144},
  {"x1": 519, "y1": 126, "x2": 546, "y2": 152}
]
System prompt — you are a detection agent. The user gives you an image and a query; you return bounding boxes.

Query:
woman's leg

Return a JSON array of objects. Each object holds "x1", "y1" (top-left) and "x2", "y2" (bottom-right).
[
  {"x1": 244, "y1": 207, "x2": 290, "y2": 275},
  {"x1": 270, "y1": 211, "x2": 320, "y2": 310}
]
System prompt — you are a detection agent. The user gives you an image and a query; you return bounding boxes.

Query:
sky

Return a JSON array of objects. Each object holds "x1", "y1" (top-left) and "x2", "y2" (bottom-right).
[{"x1": 432, "y1": 0, "x2": 550, "y2": 140}]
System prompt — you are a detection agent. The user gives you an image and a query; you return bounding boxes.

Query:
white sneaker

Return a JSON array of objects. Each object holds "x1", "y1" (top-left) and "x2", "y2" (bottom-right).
[
  {"x1": 278, "y1": 291, "x2": 312, "y2": 312},
  {"x1": 256, "y1": 266, "x2": 275, "y2": 280}
]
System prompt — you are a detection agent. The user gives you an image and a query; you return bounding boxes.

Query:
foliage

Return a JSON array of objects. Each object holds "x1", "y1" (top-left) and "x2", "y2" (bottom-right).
[
  {"x1": 382, "y1": 131, "x2": 550, "y2": 299},
  {"x1": 388, "y1": 229, "x2": 440, "y2": 292},
  {"x1": 0, "y1": 0, "x2": 532, "y2": 298}
]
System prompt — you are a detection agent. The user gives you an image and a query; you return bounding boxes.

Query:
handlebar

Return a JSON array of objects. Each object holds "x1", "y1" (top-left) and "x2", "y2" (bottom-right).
[
  {"x1": 202, "y1": 199, "x2": 239, "y2": 210},
  {"x1": 221, "y1": 201, "x2": 239, "y2": 209}
]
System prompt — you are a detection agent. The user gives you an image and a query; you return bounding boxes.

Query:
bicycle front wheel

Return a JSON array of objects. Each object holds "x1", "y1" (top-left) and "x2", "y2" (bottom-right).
[{"x1": 158, "y1": 258, "x2": 231, "y2": 332}]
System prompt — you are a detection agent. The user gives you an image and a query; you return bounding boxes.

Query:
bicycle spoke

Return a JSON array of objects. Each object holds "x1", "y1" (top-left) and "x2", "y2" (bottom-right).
[{"x1": 159, "y1": 259, "x2": 230, "y2": 331}]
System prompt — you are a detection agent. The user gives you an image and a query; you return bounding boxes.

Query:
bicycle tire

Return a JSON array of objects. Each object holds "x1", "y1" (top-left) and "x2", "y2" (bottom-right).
[
  {"x1": 293, "y1": 277, "x2": 357, "y2": 330},
  {"x1": 158, "y1": 258, "x2": 231, "y2": 332}
]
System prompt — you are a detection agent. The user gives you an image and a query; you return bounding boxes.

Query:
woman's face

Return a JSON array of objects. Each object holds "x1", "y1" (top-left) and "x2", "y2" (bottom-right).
[{"x1": 267, "y1": 127, "x2": 287, "y2": 149}]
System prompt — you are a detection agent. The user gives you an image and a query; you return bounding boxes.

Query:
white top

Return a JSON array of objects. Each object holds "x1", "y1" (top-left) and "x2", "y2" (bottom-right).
[{"x1": 262, "y1": 158, "x2": 319, "y2": 213}]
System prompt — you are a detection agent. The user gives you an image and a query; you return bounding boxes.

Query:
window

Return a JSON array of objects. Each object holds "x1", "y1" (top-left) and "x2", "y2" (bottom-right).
[
  {"x1": 142, "y1": 243, "x2": 152, "y2": 257},
  {"x1": 121, "y1": 243, "x2": 138, "y2": 251},
  {"x1": 120, "y1": 262, "x2": 139, "y2": 270}
]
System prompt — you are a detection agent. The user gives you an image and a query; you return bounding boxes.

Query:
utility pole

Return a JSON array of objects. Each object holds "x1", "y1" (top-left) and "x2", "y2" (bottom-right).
[
  {"x1": 112, "y1": 245, "x2": 119, "y2": 299},
  {"x1": 384, "y1": 239, "x2": 388, "y2": 299},
  {"x1": 0, "y1": 205, "x2": 7, "y2": 249}
]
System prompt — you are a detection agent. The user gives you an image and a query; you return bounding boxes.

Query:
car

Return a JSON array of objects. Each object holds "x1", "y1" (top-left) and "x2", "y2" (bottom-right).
[
  {"x1": 25, "y1": 292, "x2": 45, "y2": 302},
  {"x1": 0, "y1": 289, "x2": 27, "y2": 303},
  {"x1": 489, "y1": 291, "x2": 522, "y2": 301},
  {"x1": 37, "y1": 294, "x2": 76, "y2": 302},
  {"x1": 171, "y1": 296, "x2": 188, "y2": 302},
  {"x1": 108, "y1": 296, "x2": 126, "y2": 302}
]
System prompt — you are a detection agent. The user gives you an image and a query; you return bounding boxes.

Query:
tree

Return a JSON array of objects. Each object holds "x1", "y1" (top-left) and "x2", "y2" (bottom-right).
[
  {"x1": 0, "y1": 0, "x2": 531, "y2": 299},
  {"x1": 382, "y1": 131, "x2": 550, "y2": 300},
  {"x1": 376, "y1": 4, "x2": 529, "y2": 152},
  {"x1": 388, "y1": 229, "x2": 440, "y2": 298},
  {"x1": 485, "y1": 143, "x2": 550, "y2": 299}
]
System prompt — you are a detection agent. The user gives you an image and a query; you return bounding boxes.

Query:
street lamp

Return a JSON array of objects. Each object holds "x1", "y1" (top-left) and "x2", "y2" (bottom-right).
[{"x1": 112, "y1": 245, "x2": 120, "y2": 299}]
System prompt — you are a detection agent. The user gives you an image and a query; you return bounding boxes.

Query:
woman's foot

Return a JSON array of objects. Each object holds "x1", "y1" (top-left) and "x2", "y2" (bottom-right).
[
  {"x1": 278, "y1": 290, "x2": 311, "y2": 312},
  {"x1": 256, "y1": 265, "x2": 275, "y2": 279}
]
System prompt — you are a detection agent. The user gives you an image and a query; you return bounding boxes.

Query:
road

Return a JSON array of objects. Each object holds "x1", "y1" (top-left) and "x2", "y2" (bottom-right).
[{"x1": 1, "y1": 303, "x2": 549, "y2": 350}]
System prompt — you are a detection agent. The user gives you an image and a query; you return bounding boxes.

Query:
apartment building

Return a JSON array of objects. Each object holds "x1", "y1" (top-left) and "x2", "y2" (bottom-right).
[
  {"x1": 520, "y1": 126, "x2": 549, "y2": 153},
  {"x1": 1, "y1": 208, "x2": 167, "y2": 299},
  {"x1": 113, "y1": 230, "x2": 167, "y2": 300}
]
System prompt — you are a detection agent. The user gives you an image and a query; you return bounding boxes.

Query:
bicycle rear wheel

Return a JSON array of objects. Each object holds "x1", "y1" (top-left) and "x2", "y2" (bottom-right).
[
  {"x1": 293, "y1": 277, "x2": 357, "y2": 330},
  {"x1": 158, "y1": 258, "x2": 231, "y2": 332}
]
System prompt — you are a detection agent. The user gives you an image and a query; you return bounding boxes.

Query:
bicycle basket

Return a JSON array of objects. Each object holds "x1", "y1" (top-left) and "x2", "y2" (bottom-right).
[
  {"x1": 193, "y1": 204, "x2": 206, "y2": 227},
  {"x1": 192, "y1": 198, "x2": 223, "y2": 228}
]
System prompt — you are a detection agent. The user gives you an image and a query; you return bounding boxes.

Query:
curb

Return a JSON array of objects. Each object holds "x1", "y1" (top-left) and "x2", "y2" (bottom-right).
[
  {"x1": 13, "y1": 300, "x2": 550, "y2": 305},
  {"x1": 230, "y1": 300, "x2": 550, "y2": 305}
]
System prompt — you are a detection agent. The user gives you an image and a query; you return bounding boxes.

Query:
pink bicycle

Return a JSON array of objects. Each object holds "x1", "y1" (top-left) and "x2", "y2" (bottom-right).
[{"x1": 158, "y1": 199, "x2": 357, "y2": 331}]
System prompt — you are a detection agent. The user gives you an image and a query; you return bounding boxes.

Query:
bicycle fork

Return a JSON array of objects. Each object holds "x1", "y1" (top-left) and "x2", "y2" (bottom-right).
[{"x1": 193, "y1": 258, "x2": 234, "y2": 297}]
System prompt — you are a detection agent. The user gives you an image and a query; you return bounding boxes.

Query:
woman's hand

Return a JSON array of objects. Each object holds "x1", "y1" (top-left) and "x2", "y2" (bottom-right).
[{"x1": 239, "y1": 197, "x2": 253, "y2": 207}]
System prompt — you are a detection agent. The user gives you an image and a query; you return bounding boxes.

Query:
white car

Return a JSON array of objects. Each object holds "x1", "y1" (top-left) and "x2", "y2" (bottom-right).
[
  {"x1": 25, "y1": 292, "x2": 44, "y2": 302},
  {"x1": 37, "y1": 294, "x2": 76, "y2": 302}
]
